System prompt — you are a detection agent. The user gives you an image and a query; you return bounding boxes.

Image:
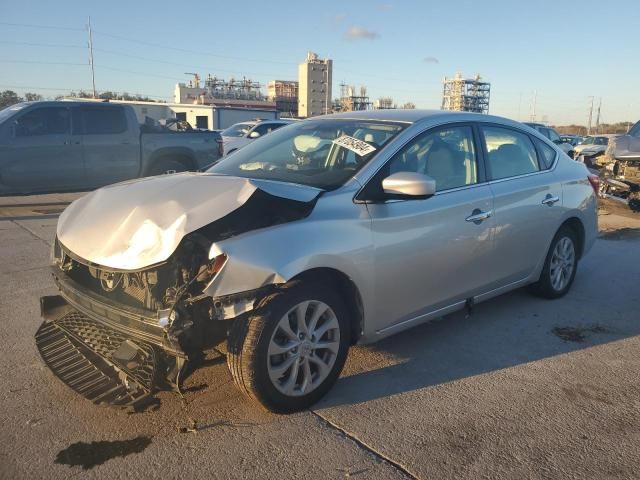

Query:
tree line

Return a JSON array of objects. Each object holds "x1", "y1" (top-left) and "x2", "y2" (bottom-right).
[
  {"x1": 0, "y1": 89, "x2": 162, "y2": 110},
  {"x1": 552, "y1": 123, "x2": 634, "y2": 135}
]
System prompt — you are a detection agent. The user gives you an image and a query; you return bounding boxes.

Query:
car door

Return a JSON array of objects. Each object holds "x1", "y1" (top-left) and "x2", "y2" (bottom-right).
[
  {"x1": 76, "y1": 105, "x2": 139, "y2": 187},
  {"x1": 0, "y1": 104, "x2": 84, "y2": 191},
  {"x1": 363, "y1": 124, "x2": 495, "y2": 335},
  {"x1": 480, "y1": 124, "x2": 564, "y2": 285}
]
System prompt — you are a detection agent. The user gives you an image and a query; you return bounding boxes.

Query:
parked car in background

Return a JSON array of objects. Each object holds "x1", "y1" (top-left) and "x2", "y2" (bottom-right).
[
  {"x1": 220, "y1": 119, "x2": 292, "y2": 156},
  {"x1": 37, "y1": 110, "x2": 598, "y2": 413},
  {"x1": 0, "y1": 101, "x2": 222, "y2": 194},
  {"x1": 573, "y1": 134, "x2": 617, "y2": 160},
  {"x1": 523, "y1": 122, "x2": 574, "y2": 157},
  {"x1": 560, "y1": 134, "x2": 582, "y2": 146}
]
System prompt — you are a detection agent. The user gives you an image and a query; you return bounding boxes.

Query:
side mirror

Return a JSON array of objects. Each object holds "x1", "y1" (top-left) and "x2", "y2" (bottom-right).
[
  {"x1": 249, "y1": 131, "x2": 261, "y2": 139},
  {"x1": 382, "y1": 172, "x2": 436, "y2": 199}
]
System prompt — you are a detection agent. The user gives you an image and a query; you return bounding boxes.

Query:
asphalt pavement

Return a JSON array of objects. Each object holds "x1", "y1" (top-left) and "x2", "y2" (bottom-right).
[{"x1": 1, "y1": 193, "x2": 639, "y2": 479}]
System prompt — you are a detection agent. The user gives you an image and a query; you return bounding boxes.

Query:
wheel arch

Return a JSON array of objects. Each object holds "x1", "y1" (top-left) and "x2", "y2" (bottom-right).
[
  {"x1": 289, "y1": 267, "x2": 364, "y2": 344},
  {"x1": 146, "y1": 148, "x2": 196, "y2": 174},
  {"x1": 561, "y1": 216, "x2": 585, "y2": 259}
]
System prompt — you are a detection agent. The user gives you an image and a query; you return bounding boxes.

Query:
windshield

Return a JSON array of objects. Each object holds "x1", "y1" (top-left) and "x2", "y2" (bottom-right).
[
  {"x1": 0, "y1": 102, "x2": 29, "y2": 124},
  {"x1": 208, "y1": 119, "x2": 407, "y2": 189},
  {"x1": 628, "y1": 121, "x2": 640, "y2": 138},
  {"x1": 222, "y1": 123, "x2": 253, "y2": 137}
]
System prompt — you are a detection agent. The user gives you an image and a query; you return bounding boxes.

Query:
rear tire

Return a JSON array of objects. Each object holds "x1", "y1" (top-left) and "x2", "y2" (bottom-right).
[
  {"x1": 147, "y1": 158, "x2": 190, "y2": 176},
  {"x1": 227, "y1": 281, "x2": 350, "y2": 413},
  {"x1": 529, "y1": 226, "x2": 578, "y2": 299}
]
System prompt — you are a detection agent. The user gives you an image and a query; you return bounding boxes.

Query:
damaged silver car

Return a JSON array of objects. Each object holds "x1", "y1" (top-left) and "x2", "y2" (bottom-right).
[{"x1": 37, "y1": 110, "x2": 598, "y2": 412}]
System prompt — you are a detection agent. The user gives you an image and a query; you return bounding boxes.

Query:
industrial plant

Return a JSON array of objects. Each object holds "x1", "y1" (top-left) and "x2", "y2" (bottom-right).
[
  {"x1": 80, "y1": 54, "x2": 494, "y2": 129},
  {"x1": 441, "y1": 73, "x2": 491, "y2": 114}
]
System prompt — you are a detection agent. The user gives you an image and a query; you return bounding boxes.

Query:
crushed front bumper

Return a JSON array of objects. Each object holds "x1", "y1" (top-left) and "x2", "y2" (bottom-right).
[{"x1": 36, "y1": 268, "x2": 186, "y2": 408}]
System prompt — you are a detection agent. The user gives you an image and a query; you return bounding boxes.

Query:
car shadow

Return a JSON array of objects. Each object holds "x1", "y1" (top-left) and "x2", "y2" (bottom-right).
[{"x1": 318, "y1": 250, "x2": 639, "y2": 409}]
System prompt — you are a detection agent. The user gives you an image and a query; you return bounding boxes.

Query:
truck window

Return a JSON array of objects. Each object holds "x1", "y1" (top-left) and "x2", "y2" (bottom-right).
[
  {"x1": 81, "y1": 107, "x2": 127, "y2": 134},
  {"x1": 195, "y1": 116, "x2": 209, "y2": 129},
  {"x1": 15, "y1": 107, "x2": 70, "y2": 136}
]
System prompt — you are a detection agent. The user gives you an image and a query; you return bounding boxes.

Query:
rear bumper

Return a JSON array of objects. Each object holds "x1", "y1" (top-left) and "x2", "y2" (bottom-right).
[{"x1": 36, "y1": 268, "x2": 185, "y2": 407}]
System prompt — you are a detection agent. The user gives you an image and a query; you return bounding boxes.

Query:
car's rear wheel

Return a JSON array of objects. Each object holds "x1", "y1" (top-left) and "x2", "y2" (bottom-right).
[
  {"x1": 227, "y1": 282, "x2": 350, "y2": 413},
  {"x1": 529, "y1": 226, "x2": 578, "y2": 298}
]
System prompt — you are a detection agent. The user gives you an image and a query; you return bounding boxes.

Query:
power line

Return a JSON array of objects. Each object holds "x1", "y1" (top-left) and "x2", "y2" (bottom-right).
[
  {"x1": 0, "y1": 40, "x2": 85, "y2": 49},
  {"x1": 93, "y1": 30, "x2": 293, "y2": 66},
  {"x1": 0, "y1": 21, "x2": 84, "y2": 31},
  {"x1": 0, "y1": 60, "x2": 88, "y2": 66},
  {"x1": 94, "y1": 48, "x2": 287, "y2": 78}
]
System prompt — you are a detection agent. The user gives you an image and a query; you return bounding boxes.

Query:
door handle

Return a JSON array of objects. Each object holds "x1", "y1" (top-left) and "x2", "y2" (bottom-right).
[
  {"x1": 541, "y1": 194, "x2": 560, "y2": 206},
  {"x1": 465, "y1": 209, "x2": 493, "y2": 224}
]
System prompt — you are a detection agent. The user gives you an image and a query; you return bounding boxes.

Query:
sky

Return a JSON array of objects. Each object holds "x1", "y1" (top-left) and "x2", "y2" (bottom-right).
[{"x1": 1, "y1": 0, "x2": 638, "y2": 125}]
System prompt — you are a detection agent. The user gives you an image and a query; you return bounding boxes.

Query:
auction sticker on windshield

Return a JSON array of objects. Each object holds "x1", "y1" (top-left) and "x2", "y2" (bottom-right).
[{"x1": 333, "y1": 135, "x2": 377, "y2": 156}]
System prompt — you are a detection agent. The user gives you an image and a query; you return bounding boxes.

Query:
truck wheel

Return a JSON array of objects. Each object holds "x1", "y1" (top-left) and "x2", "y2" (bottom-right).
[
  {"x1": 529, "y1": 226, "x2": 578, "y2": 299},
  {"x1": 148, "y1": 158, "x2": 189, "y2": 176},
  {"x1": 227, "y1": 281, "x2": 350, "y2": 413}
]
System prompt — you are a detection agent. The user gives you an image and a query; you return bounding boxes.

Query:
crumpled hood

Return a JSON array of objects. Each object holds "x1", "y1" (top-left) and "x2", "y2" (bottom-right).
[
  {"x1": 611, "y1": 135, "x2": 640, "y2": 161},
  {"x1": 57, "y1": 172, "x2": 321, "y2": 270}
]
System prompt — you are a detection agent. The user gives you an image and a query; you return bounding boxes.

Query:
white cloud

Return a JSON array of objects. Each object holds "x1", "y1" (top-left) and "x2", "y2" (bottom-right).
[{"x1": 344, "y1": 26, "x2": 380, "y2": 41}]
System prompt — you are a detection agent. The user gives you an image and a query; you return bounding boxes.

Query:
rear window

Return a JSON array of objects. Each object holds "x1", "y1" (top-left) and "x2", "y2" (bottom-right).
[{"x1": 80, "y1": 107, "x2": 127, "y2": 134}]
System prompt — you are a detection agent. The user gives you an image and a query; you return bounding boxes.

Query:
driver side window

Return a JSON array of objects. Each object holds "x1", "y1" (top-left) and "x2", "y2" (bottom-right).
[{"x1": 387, "y1": 126, "x2": 478, "y2": 192}]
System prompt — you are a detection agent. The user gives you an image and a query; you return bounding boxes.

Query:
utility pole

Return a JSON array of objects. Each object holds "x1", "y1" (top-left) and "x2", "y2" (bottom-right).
[
  {"x1": 530, "y1": 90, "x2": 537, "y2": 122},
  {"x1": 587, "y1": 96, "x2": 594, "y2": 135},
  {"x1": 517, "y1": 92, "x2": 522, "y2": 121},
  {"x1": 87, "y1": 16, "x2": 97, "y2": 98},
  {"x1": 595, "y1": 97, "x2": 601, "y2": 133}
]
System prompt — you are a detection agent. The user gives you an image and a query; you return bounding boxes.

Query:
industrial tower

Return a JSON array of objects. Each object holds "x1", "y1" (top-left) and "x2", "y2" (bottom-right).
[{"x1": 441, "y1": 73, "x2": 491, "y2": 114}]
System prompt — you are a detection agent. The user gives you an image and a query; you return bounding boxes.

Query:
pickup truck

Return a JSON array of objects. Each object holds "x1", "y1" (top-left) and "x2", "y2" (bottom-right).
[{"x1": 0, "y1": 101, "x2": 222, "y2": 194}]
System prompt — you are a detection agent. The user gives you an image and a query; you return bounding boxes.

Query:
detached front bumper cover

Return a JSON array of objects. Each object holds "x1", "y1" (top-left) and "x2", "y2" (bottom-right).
[{"x1": 36, "y1": 292, "x2": 180, "y2": 408}]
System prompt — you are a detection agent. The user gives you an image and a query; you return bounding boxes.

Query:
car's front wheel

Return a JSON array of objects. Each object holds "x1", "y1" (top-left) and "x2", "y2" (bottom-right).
[
  {"x1": 227, "y1": 281, "x2": 350, "y2": 413},
  {"x1": 529, "y1": 226, "x2": 578, "y2": 298}
]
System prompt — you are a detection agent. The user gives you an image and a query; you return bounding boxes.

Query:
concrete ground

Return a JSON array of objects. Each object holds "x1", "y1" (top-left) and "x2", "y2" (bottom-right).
[{"x1": 0, "y1": 193, "x2": 639, "y2": 479}]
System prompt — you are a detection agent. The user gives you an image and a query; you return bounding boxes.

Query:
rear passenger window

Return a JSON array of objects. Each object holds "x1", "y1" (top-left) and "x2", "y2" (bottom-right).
[
  {"x1": 482, "y1": 126, "x2": 539, "y2": 180},
  {"x1": 81, "y1": 107, "x2": 127, "y2": 134},
  {"x1": 533, "y1": 138, "x2": 556, "y2": 169}
]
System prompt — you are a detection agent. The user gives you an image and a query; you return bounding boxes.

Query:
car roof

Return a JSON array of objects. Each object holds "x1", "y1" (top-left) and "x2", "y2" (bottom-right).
[
  {"x1": 11, "y1": 100, "x2": 126, "y2": 109},
  {"x1": 315, "y1": 109, "x2": 525, "y2": 127}
]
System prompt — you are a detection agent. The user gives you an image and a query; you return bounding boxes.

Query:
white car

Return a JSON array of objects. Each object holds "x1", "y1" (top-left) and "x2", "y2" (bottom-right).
[
  {"x1": 221, "y1": 120, "x2": 292, "y2": 156},
  {"x1": 573, "y1": 135, "x2": 617, "y2": 159}
]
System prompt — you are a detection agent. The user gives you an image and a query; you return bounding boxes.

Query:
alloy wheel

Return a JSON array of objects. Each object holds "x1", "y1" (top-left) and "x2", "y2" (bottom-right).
[
  {"x1": 549, "y1": 236, "x2": 575, "y2": 291},
  {"x1": 267, "y1": 300, "x2": 340, "y2": 397}
]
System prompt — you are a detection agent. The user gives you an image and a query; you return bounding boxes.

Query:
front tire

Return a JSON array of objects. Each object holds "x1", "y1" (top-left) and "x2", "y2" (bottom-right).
[
  {"x1": 227, "y1": 282, "x2": 350, "y2": 413},
  {"x1": 529, "y1": 226, "x2": 578, "y2": 299}
]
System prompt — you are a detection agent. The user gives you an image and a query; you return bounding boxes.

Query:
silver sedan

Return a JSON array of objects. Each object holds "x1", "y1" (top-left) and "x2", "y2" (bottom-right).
[{"x1": 40, "y1": 110, "x2": 598, "y2": 413}]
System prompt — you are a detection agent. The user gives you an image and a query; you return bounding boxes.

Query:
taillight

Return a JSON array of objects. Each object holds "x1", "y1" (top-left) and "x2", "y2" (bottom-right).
[{"x1": 587, "y1": 174, "x2": 600, "y2": 195}]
